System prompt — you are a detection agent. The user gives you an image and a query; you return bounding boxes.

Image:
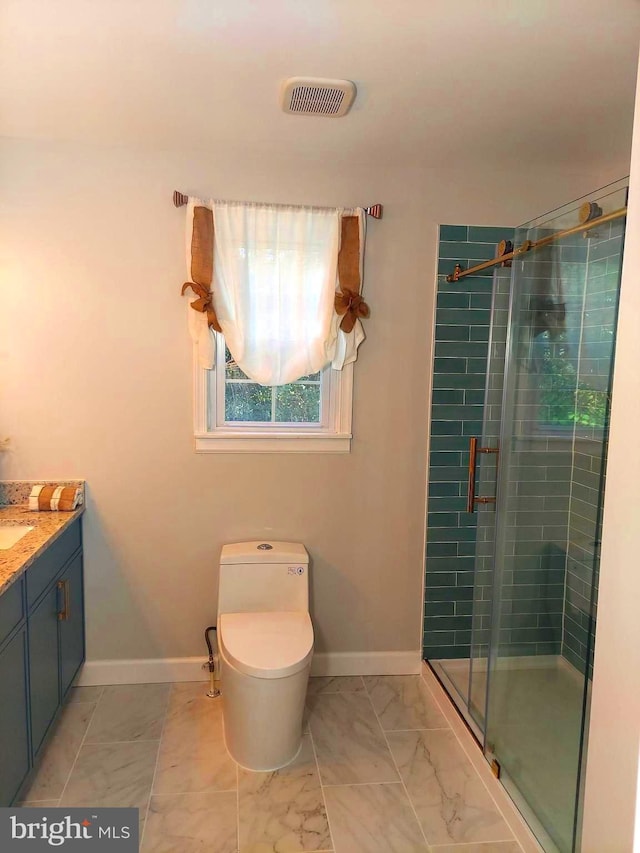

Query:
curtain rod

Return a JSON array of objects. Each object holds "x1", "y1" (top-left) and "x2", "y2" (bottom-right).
[
  {"x1": 446, "y1": 206, "x2": 627, "y2": 282},
  {"x1": 172, "y1": 190, "x2": 383, "y2": 219}
]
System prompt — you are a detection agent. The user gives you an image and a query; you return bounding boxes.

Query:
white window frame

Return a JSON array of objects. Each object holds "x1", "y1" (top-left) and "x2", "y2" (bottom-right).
[{"x1": 193, "y1": 335, "x2": 353, "y2": 453}]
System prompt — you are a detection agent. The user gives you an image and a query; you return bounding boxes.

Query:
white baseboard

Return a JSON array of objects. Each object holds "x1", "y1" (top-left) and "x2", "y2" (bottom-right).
[
  {"x1": 76, "y1": 657, "x2": 208, "y2": 686},
  {"x1": 76, "y1": 650, "x2": 422, "y2": 686}
]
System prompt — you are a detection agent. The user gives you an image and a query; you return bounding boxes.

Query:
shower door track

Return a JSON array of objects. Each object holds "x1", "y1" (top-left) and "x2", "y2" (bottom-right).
[{"x1": 446, "y1": 206, "x2": 627, "y2": 282}]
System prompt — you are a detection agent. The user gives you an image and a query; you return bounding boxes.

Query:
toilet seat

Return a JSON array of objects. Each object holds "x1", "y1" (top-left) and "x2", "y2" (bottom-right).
[{"x1": 219, "y1": 611, "x2": 314, "y2": 679}]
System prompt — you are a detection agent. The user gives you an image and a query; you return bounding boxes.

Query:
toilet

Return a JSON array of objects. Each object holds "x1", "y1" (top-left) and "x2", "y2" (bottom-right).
[{"x1": 217, "y1": 540, "x2": 313, "y2": 771}]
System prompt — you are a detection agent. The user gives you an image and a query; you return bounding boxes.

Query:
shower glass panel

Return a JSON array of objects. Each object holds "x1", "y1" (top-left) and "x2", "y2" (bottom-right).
[
  {"x1": 467, "y1": 266, "x2": 511, "y2": 730},
  {"x1": 484, "y1": 180, "x2": 627, "y2": 852}
]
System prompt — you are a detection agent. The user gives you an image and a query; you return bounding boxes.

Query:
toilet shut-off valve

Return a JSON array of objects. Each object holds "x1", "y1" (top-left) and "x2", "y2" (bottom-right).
[{"x1": 204, "y1": 626, "x2": 221, "y2": 698}]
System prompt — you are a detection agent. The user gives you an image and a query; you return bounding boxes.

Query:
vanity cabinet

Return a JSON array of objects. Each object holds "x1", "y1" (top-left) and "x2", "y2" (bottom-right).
[
  {"x1": 0, "y1": 625, "x2": 29, "y2": 805},
  {"x1": 0, "y1": 518, "x2": 84, "y2": 804}
]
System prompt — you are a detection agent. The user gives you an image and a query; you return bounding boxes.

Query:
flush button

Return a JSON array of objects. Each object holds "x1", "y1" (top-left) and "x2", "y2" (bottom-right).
[{"x1": 257, "y1": 543, "x2": 273, "y2": 550}]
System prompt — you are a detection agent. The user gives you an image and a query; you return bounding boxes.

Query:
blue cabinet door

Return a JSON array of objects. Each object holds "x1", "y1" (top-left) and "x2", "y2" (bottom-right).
[
  {"x1": 0, "y1": 628, "x2": 30, "y2": 805},
  {"x1": 28, "y1": 584, "x2": 60, "y2": 756},
  {"x1": 59, "y1": 553, "x2": 85, "y2": 698}
]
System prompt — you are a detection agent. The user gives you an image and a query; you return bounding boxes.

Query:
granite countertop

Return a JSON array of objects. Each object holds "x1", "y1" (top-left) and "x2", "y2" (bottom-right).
[{"x1": 0, "y1": 481, "x2": 85, "y2": 596}]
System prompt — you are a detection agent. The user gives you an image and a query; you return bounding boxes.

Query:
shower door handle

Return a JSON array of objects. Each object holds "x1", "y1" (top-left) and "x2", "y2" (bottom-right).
[{"x1": 466, "y1": 437, "x2": 499, "y2": 513}]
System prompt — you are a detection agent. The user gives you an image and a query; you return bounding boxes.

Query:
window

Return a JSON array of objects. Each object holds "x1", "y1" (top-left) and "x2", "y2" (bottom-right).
[{"x1": 193, "y1": 337, "x2": 353, "y2": 453}]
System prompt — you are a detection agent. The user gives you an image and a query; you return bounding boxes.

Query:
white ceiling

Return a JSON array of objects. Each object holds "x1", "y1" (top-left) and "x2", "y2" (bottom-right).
[{"x1": 2, "y1": 0, "x2": 639, "y2": 172}]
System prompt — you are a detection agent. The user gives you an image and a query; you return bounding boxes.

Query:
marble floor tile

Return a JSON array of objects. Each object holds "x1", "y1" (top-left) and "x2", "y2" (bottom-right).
[
  {"x1": 387, "y1": 730, "x2": 513, "y2": 846},
  {"x1": 324, "y1": 782, "x2": 428, "y2": 853},
  {"x1": 307, "y1": 676, "x2": 365, "y2": 695},
  {"x1": 364, "y1": 675, "x2": 448, "y2": 731},
  {"x1": 431, "y1": 843, "x2": 522, "y2": 853},
  {"x1": 154, "y1": 684, "x2": 236, "y2": 794},
  {"x1": 22, "y1": 702, "x2": 96, "y2": 801},
  {"x1": 85, "y1": 683, "x2": 170, "y2": 743},
  {"x1": 307, "y1": 692, "x2": 398, "y2": 785},
  {"x1": 142, "y1": 792, "x2": 237, "y2": 853},
  {"x1": 238, "y1": 734, "x2": 331, "y2": 852},
  {"x1": 65, "y1": 686, "x2": 104, "y2": 704},
  {"x1": 60, "y1": 740, "x2": 159, "y2": 816}
]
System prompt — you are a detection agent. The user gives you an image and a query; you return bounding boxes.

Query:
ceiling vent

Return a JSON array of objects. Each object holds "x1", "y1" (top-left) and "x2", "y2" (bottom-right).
[{"x1": 281, "y1": 77, "x2": 357, "y2": 117}]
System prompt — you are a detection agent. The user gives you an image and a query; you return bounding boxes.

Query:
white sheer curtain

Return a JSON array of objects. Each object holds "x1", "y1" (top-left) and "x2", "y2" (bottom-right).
[{"x1": 212, "y1": 202, "x2": 341, "y2": 386}]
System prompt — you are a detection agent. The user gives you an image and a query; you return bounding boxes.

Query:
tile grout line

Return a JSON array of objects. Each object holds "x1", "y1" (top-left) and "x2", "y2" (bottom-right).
[
  {"x1": 139, "y1": 682, "x2": 174, "y2": 851},
  {"x1": 362, "y1": 678, "x2": 432, "y2": 851},
  {"x1": 56, "y1": 692, "x2": 103, "y2": 805},
  {"x1": 307, "y1": 707, "x2": 336, "y2": 853},
  {"x1": 419, "y1": 667, "x2": 530, "y2": 853}
]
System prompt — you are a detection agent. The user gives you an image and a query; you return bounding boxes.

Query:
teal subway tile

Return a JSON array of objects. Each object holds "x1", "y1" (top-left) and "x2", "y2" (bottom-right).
[
  {"x1": 432, "y1": 373, "x2": 486, "y2": 390},
  {"x1": 455, "y1": 600, "x2": 474, "y2": 616},
  {"x1": 424, "y1": 601, "x2": 455, "y2": 617},
  {"x1": 429, "y1": 436, "x2": 472, "y2": 452},
  {"x1": 560, "y1": 245, "x2": 588, "y2": 262},
  {"x1": 439, "y1": 225, "x2": 468, "y2": 241},
  {"x1": 426, "y1": 542, "x2": 458, "y2": 557},
  {"x1": 437, "y1": 309, "x2": 490, "y2": 326},
  {"x1": 427, "y1": 511, "x2": 459, "y2": 527},
  {"x1": 427, "y1": 526, "x2": 478, "y2": 543},
  {"x1": 469, "y1": 293, "x2": 493, "y2": 310},
  {"x1": 589, "y1": 235, "x2": 622, "y2": 260},
  {"x1": 437, "y1": 292, "x2": 470, "y2": 309},
  {"x1": 429, "y1": 482, "x2": 460, "y2": 497},
  {"x1": 459, "y1": 277, "x2": 495, "y2": 292},
  {"x1": 425, "y1": 556, "x2": 466, "y2": 572},
  {"x1": 454, "y1": 630, "x2": 472, "y2": 645},
  {"x1": 467, "y1": 357, "x2": 489, "y2": 374},
  {"x1": 456, "y1": 571, "x2": 476, "y2": 587},
  {"x1": 457, "y1": 541, "x2": 477, "y2": 557},
  {"x1": 431, "y1": 390, "x2": 464, "y2": 405},
  {"x1": 427, "y1": 586, "x2": 474, "y2": 604},
  {"x1": 423, "y1": 645, "x2": 470, "y2": 660},
  {"x1": 464, "y1": 390, "x2": 485, "y2": 405},
  {"x1": 428, "y1": 496, "x2": 466, "y2": 512},
  {"x1": 439, "y1": 241, "x2": 497, "y2": 261},
  {"x1": 470, "y1": 326, "x2": 490, "y2": 341},
  {"x1": 430, "y1": 450, "x2": 463, "y2": 466},
  {"x1": 438, "y1": 258, "x2": 463, "y2": 276},
  {"x1": 432, "y1": 404, "x2": 484, "y2": 420},
  {"x1": 463, "y1": 264, "x2": 494, "y2": 278},
  {"x1": 422, "y1": 630, "x2": 456, "y2": 645},
  {"x1": 427, "y1": 572, "x2": 457, "y2": 587},
  {"x1": 435, "y1": 341, "x2": 489, "y2": 358},
  {"x1": 433, "y1": 357, "x2": 467, "y2": 373},
  {"x1": 428, "y1": 467, "x2": 468, "y2": 483},
  {"x1": 468, "y1": 226, "x2": 514, "y2": 244},
  {"x1": 435, "y1": 324, "x2": 471, "y2": 341},
  {"x1": 461, "y1": 420, "x2": 484, "y2": 435},
  {"x1": 426, "y1": 616, "x2": 472, "y2": 632},
  {"x1": 430, "y1": 421, "x2": 463, "y2": 436}
]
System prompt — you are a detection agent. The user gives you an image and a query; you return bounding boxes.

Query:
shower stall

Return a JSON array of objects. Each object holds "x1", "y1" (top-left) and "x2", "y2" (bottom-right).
[{"x1": 425, "y1": 179, "x2": 627, "y2": 853}]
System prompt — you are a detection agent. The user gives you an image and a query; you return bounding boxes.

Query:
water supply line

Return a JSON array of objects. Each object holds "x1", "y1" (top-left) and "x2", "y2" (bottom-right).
[{"x1": 204, "y1": 626, "x2": 221, "y2": 698}]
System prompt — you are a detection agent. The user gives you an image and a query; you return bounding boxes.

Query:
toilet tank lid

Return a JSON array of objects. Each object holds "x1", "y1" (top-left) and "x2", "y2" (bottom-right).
[{"x1": 220, "y1": 541, "x2": 309, "y2": 564}]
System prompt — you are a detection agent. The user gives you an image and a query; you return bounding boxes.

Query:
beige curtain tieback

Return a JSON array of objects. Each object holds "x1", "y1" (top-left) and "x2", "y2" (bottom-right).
[
  {"x1": 335, "y1": 287, "x2": 370, "y2": 334},
  {"x1": 181, "y1": 281, "x2": 222, "y2": 332}
]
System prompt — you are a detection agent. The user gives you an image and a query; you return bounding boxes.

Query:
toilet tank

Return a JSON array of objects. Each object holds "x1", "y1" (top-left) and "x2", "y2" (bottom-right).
[{"x1": 218, "y1": 541, "x2": 309, "y2": 617}]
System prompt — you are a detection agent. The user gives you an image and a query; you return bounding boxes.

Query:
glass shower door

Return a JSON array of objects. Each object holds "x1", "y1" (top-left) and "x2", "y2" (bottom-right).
[
  {"x1": 467, "y1": 265, "x2": 511, "y2": 731},
  {"x1": 484, "y1": 180, "x2": 627, "y2": 852}
]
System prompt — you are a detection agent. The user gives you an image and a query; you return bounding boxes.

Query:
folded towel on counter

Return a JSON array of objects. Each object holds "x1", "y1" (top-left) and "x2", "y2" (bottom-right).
[{"x1": 28, "y1": 484, "x2": 83, "y2": 512}]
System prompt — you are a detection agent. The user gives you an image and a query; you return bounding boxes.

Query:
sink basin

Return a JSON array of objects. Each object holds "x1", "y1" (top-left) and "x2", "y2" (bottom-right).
[{"x1": 0, "y1": 526, "x2": 34, "y2": 550}]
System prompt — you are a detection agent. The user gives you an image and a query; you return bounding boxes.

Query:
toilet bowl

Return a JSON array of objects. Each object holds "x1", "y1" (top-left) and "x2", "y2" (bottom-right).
[{"x1": 217, "y1": 541, "x2": 313, "y2": 771}]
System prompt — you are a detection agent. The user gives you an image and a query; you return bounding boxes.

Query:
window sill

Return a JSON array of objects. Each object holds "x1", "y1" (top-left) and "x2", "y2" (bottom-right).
[{"x1": 194, "y1": 431, "x2": 352, "y2": 453}]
